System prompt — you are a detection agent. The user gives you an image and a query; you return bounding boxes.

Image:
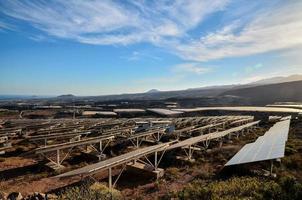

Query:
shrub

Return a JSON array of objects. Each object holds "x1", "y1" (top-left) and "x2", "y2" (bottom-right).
[
  {"x1": 283, "y1": 155, "x2": 302, "y2": 170},
  {"x1": 278, "y1": 175, "x2": 302, "y2": 200},
  {"x1": 285, "y1": 146, "x2": 297, "y2": 155},
  {"x1": 165, "y1": 177, "x2": 288, "y2": 200},
  {"x1": 177, "y1": 180, "x2": 211, "y2": 200},
  {"x1": 165, "y1": 167, "x2": 180, "y2": 181},
  {"x1": 58, "y1": 182, "x2": 122, "y2": 200}
]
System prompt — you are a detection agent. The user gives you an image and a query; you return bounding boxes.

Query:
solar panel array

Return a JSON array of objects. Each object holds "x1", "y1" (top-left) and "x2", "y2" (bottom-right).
[
  {"x1": 56, "y1": 142, "x2": 169, "y2": 178},
  {"x1": 173, "y1": 106, "x2": 302, "y2": 113},
  {"x1": 225, "y1": 118, "x2": 291, "y2": 166},
  {"x1": 168, "y1": 121, "x2": 260, "y2": 150}
]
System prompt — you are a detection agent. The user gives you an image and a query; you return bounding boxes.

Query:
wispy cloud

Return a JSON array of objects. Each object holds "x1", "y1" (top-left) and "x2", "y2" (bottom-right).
[
  {"x1": 172, "y1": 63, "x2": 211, "y2": 75},
  {"x1": 1, "y1": 0, "x2": 302, "y2": 63},
  {"x1": 133, "y1": 62, "x2": 211, "y2": 89},
  {"x1": 0, "y1": 0, "x2": 228, "y2": 45},
  {"x1": 0, "y1": 20, "x2": 15, "y2": 31},
  {"x1": 245, "y1": 63, "x2": 263, "y2": 73},
  {"x1": 173, "y1": 1, "x2": 302, "y2": 61},
  {"x1": 28, "y1": 34, "x2": 55, "y2": 42},
  {"x1": 122, "y1": 51, "x2": 162, "y2": 61},
  {"x1": 241, "y1": 65, "x2": 302, "y2": 84}
]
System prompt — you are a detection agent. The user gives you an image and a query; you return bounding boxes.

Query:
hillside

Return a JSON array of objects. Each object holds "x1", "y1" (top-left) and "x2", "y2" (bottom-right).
[
  {"x1": 222, "y1": 80, "x2": 302, "y2": 105},
  {"x1": 85, "y1": 87, "x2": 228, "y2": 101},
  {"x1": 78, "y1": 74, "x2": 302, "y2": 101},
  {"x1": 249, "y1": 74, "x2": 302, "y2": 85}
]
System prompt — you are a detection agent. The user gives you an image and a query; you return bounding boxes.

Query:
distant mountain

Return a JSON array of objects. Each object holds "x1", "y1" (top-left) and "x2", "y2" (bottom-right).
[
  {"x1": 249, "y1": 74, "x2": 302, "y2": 86},
  {"x1": 0, "y1": 95, "x2": 50, "y2": 100},
  {"x1": 4, "y1": 74, "x2": 302, "y2": 102},
  {"x1": 187, "y1": 84, "x2": 237, "y2": 91},
  {"x1": 146, "y1": 89, "x2": 160, "y2": 93},
  {"x1": 52, "y1": 74, "x2": 302, "y2": 102},
  {"x1": 222, "y1": 80, "x2": 302, "y2": 105},
  {"x1": 57, "y1": 94, "x2": 75, "y2": 98}
]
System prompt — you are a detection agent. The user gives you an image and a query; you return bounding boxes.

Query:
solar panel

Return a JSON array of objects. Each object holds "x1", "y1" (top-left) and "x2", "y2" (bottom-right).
[
  {"x1": 173, "y1": 107, "x2": 301, "y2": 113},
  {"x1": 147, "y1": 108, "x2": 183, "y2": 116},
  {"x1": 56, "y1": 142, "x2": 169, "y2": 178},
  {"x1": 168, "y1": 121, "x2": 259, "y2": 150},
  {"x1": 225, "y1": 119, "x2": 290, "y2": 166}
]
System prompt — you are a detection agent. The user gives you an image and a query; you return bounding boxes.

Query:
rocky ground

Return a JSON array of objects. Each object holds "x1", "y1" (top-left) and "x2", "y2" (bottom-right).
[{"x1": 1, "y1": 120, "x2": 301, "y2": 199}]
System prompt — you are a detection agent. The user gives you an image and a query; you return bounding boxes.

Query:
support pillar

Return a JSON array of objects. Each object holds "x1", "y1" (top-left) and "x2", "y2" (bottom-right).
[
  {"x1": 270, "y1": 160, "x2": 274, "y2": 176},
  {"x1": 219, "y1": 140, "x2": 223, "y2": 148},
  {"x1": 56, "y1": 149, "x2": 60, "y2": 165},
  {"x1": 108, "y1": 167, "x2": 112, "y2": 189},
  {"x1": 154, "y1": 151, "x2": 158, "y2": 170},
  {"x1": 188, "y1": 146, "x2": 192, "y2": 160},
  {"x1": 99, "y1": 141, "x2": 102, "y2": 152}
]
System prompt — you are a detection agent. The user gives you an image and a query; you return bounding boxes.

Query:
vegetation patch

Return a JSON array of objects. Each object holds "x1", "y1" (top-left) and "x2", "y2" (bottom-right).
[
  {"x1": 58, "y1": 182, "x2": 122, "y2": 200},
  {"x1": 163, "y1": 176, "x2": 302, "y2": 200}
]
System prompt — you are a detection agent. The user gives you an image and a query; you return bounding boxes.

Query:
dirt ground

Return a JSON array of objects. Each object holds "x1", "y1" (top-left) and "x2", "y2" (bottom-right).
[{"x1": 1, "y1": 119, "x2": 300, "y2": 199}]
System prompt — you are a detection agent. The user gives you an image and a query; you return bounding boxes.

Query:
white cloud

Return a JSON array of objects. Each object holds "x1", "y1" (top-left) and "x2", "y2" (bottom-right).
[
  {"x1": 172, "y1": 63, "x2": 210, "y2": 74},
  {"x1": 0, "y1": 20, "x2": 15, "y2": 31},
  {"x1": 0, "y1": 0, "x2": 229, "y2": 45},
  {"x1": 1, "y1": 0, "x2": 302, "y2": 64},
  {"x1": 240, "y1": 65, "x2": 302, "y2": 84},
  {"x1": 173, "y1": 1, "x2": 302, "y2": 61},
  {"x1": 133, "y1": 62, "x2": 211, "y2": 90},
  {"x1": 122, "y1": 51, "x2": 162, "y2": 61},
  {"x1": 245, "y1": 63, "x2": 263, "y2": 73}
]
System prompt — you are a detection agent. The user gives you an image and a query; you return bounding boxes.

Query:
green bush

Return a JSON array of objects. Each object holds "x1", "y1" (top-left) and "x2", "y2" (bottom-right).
[
  {"x1": 260, "y1": 181, "x2": 282, "y2": 200},
  {"x1": 278, "y1": 176, "x2": 302, "y2": 200},
  {"x1": 58, "y1": 182, "x2": 122, "y2": 200},
  {"x1": 177, "y1": 180, "x2": 211, "y2": 200},
  {"x1": 285, "y1": 146, "x2": 297, "y2": 155},
  {"x1": 165, "y1": 167, "x2": 180, "y2": 181},
  {"x1": 164, "y1": 177, "x2": 295, "y2": 200},
  {"x1": 283, "y1": 155, "x2": 302, "y2": 170}
]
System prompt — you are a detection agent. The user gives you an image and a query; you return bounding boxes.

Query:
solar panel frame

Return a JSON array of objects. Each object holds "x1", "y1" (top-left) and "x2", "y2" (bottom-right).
[
  {"x1": 225, "y1": 119, "x2": 290, "y2": 166},
  {"x1": 56, "y1": 142, "x2": 169, "y2": 178}
]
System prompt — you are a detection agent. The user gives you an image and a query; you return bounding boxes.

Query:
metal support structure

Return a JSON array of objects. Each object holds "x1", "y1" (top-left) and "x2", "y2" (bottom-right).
[
  {"x1": 113, "y1": 165, "x2": 127, "y2": 188},
  {"x1": 241, "y1": 129, "x2": 245, "y2": 136},
  {"x1": 154, "y1": 151, "x2": 158, "y2": 170},
  {"x1": 183, "y1": 145, "x2": 194, "y2": 160},
  {"x1": 108, "y1": 167, "x2": 112, "y2": 189},
  {"x1": 56, "y1": 149, "x2": 60, "y2": 165},
  {"x1": 39, "y1": 138, "x2": 113, "y2": 168},
  {"x1": 99, "y1": 141, "x2": 102, "y2": 152},
  {"x1": 188, "y1": 146, "x2": 193, "y2": 160},
  {"x1": 236, "y1": 131, "x2": 240, "y2": 138},
  {"x1": 203, "y1": 139, "x2": 210, "y2": 149},
  {"x1": 270, "y1": 160, "x2": 274, "y2": 176},
  {"x1": 219, "y1": 139, "x2": 223, "y2": 148}
]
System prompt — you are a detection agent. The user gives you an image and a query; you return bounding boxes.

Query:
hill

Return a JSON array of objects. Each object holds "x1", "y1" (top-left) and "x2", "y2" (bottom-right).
[
  {"x1": 146, "y1": 89, "x2": 160, "y2": 93},
  {"x1": 85, "y1": 87, "x2": 228, "y2": 101},
  {"x1": 221, "y1": 80, "x2": 302, "y2": 105},
  {"x1": 57, "y1": 94, "x2": 75, "y2": 98},
  {"x1": 84, "y1": 74, "x2": 302, "y2": 101},
  {"x1": 249, "y1": 74, "x2": 302, "y2": 85}
]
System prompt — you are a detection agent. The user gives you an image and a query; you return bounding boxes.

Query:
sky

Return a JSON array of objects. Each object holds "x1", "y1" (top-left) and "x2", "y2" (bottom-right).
[{"x1": 0, "y1": 0, "x2": 302, "y2": 96}]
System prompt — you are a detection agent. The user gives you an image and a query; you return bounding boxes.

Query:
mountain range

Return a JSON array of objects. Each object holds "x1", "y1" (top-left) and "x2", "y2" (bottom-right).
[
  {"x1": 78, "y1": 74, "x2": 302, "y2": 102},
  {"x1": 1, "y1": 74, "x2": 302, "y2": 103}
]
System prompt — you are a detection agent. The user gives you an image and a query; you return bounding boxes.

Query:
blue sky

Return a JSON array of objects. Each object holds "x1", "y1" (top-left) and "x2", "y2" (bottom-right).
[{"x1": 0, "y1": 0, "x2": 302, "y2": 96}]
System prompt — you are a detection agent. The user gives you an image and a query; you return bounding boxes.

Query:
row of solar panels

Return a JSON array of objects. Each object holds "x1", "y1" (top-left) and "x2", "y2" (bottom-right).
[
  {"x1": 225, "y1": 117, "x2": 291, "y2": 166},
  {"x1": 57, "y1": 121, "x2": 260, "y2": 178}
]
